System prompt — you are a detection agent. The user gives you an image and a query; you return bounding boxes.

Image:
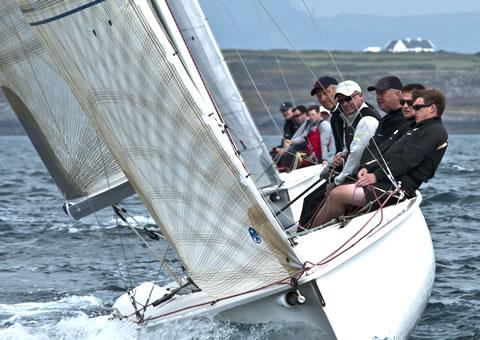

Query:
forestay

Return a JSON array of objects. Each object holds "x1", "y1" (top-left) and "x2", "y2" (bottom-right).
[
  {"x1": 164, "y1": 0, "x2": 281, "y2": 188},
  {"x1": 0, "y1": 0, "x2": 133, "y2": 219},
  {"x1": 21, "y1": 0, "x2": 302, "y2": 297}
]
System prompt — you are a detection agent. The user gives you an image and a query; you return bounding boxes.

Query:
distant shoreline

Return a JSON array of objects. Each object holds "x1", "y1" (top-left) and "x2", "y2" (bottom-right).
[
  {"x1": 1, "y1": 116, "x2": 477, "y2": 136},
  {"x1": 257, "y1": 115, "x2": 480, "y2": 136}
]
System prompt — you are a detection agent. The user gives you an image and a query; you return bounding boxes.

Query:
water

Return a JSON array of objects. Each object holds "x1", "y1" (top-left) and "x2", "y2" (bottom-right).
[{"x1": 0, "y1": 135, "x2": 479, "y2": 339}]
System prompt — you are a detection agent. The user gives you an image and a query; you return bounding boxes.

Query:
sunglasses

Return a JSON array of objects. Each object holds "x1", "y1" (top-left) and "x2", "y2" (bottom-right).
[
  {"x1": 400, "y1": 99, "x2": 414, "y2": 106},
  {"x1": 337, "y1": 93, "x2": 360, "y2": 104},
  {"x1": 412, "y1": 103, "x2": 432, "y2": 111}
]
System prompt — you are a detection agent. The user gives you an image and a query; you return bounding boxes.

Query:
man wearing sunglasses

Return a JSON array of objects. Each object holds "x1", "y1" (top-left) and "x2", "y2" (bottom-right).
[
  {"x1": 370, "y1": 84, "x2": 425, "y2": 158},
  {"x1": 361, "y1": 82, "x2": 427, "y2": 165},
  {"x1": 332, "y1": 80, "x2": 381, "y2": 186},
  {"x1": 400, "y1": 83, "x2": 426, "y2": 120},
  {"x1": 309, "y1": 88, "x2": 448, "y2": 227}
]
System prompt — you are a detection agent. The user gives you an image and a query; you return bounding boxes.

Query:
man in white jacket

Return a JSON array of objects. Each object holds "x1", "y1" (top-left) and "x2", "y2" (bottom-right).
[
  {"x1": 332, "y1": 80, "x2": 380, "y2": 185},
  {"x1": 299, "y1": 80, "x2": 381, "y2": 227}
]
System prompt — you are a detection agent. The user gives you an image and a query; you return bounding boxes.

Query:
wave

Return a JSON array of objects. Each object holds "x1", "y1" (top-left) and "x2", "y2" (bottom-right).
[
  {"x1": 0, "y1": 312, "x2": 327, "y2": 340},
  {"x1": 451, "y1": 164, "x2": 475, "y2": 172},
  {"x1": 0, "y1": 291, "x2": 326, "y2": 339}
]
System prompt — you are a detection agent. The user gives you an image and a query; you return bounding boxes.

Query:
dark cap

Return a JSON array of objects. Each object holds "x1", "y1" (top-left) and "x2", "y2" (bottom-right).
[
  {"x1": 367, "y1": 76, "x2": 403, "y2": 92},
  {"x1": 279, "y1": 101, "x2": 293, "y2": 112},
  {"x1": 310, "y1": 76, "x2": 338, "y2": 96}
]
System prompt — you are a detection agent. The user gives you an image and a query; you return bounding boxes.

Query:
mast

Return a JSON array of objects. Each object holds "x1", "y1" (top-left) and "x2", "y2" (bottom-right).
[
  {"x1": 21, "y1": 0, "x2": 302, "y2": 298},
  {"x1": 163, "y1": 0, "x2": 282, "y2": 189}
]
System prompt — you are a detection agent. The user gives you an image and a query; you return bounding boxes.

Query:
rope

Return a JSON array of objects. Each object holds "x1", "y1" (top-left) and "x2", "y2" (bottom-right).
[
  {"x1": 138, "y1": 188, "x2": 402, "y2": 324},
  {"x1": 113, "y1": 206, "x2": 183, "y2": 285}
]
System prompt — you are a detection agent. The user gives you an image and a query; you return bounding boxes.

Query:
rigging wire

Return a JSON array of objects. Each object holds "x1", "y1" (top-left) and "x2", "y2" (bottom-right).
[
  {"x1": 255, "y1": 0, "x2": 384, "y2": 148},
  {"x1": 214, "y1": 0, "x2": 290, "y2": 108},
  {"x1": 217, "y1": 0, "x2": 282, "y2": 135},
  {"x1": 256, "y1": 0, "x2": 319, "y2": 83},
  {"x1": 139, "y1": 189, "x2": 401, "y2": 324},
  {"x1": 295, "y1": 1, "x2": 399, "y2": 185},
  {"x1": 113, "y1": 206, "x2": 183, "y2": 285},
  {"x1": 301, "y1": 0, "x2": 344, "y2": 83},
  {"x1": 252, "y1": 0, "x2": 295, "y2": 105}
]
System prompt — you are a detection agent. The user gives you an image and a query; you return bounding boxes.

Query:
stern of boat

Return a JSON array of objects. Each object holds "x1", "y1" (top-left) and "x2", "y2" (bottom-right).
[{"x1": 294, "y1": 193, "x2": 435, "y2": 339}]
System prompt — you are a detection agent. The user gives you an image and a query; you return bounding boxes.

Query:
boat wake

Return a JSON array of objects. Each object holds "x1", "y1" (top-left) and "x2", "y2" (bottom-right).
[{"x1": 0, "y1": 296, "x2": 325, "y2": 340}]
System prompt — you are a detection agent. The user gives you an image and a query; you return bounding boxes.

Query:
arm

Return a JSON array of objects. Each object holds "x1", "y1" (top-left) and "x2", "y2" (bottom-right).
[
  {"x1": 335, "y1": 116, "x2": 379, "y2": 185},
  {"x1": 319, "y1": 121, "x2": 333, "y2": 163},
  {"x1": 374, "y1": 128, "x2": 446, "y2": 183},
  {"x1": 290, "y1": 120, "x2": 309, "y2": 145}
]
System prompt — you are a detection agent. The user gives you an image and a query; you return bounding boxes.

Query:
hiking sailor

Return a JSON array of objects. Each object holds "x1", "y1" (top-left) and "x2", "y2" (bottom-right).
[{"x1": 310, "y1": 88, "x2": 449, "y2": 227}]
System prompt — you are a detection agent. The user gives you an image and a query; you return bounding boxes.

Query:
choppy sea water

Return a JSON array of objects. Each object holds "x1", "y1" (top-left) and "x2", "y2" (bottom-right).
[{"x1": 0, "y1": 134, "x2": 478, "y2": 339}]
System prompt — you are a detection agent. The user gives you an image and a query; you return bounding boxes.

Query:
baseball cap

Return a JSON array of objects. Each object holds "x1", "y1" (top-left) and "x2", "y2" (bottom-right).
[
  {"x1": 279, "y1": 102, "x2": 293, "y2": 112},
  {"x1": 335, "y1": 80, "x2": 362, "y2": 97},
  {"x1": 310, "y1": 76, "x2": 338, "y2": 96},
  {"x1": 367, "y1": 76, "x2": 403, "y2": 92}
]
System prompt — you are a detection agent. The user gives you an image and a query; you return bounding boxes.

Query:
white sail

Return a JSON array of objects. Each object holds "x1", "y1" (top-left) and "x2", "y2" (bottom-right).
[
  {"x1": 163, "y1": 0, "x2": 281, "y2": 188},
  {"x1": 20, "y1": 0, "x2": 302, "y2": 297},
  {"x1": 0, "y1": 0, "x2": 134, "y2": 219}
]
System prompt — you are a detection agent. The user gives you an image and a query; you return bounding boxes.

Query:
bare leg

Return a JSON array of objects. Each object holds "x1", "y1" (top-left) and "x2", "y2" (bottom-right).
[{"x1": 311, "y1": 184, "x2": 366, "y2": 227}]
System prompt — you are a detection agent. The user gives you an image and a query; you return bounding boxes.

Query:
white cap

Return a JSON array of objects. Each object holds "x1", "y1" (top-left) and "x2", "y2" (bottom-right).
[
  {"x1": 319, "y1": 105, "x2": 330, "y2": 114},
  {"x1": 335, "y1": 80, "x2": 362, "y2": 97}
]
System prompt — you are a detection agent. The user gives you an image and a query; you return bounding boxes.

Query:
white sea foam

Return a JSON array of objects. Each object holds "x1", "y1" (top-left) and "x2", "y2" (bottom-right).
[
  {"x1": 0, "y1": 314, "x2": 138, "y2": 340},
  {"x1": 0, "y1": 296, "x2": 103, "y2": 322},
  {"x1": 0, "y1": 297, "x2": 319, "y2": 340},
  {"x1": 452, "y1": 164, "x2": 475, "y2": 172}
]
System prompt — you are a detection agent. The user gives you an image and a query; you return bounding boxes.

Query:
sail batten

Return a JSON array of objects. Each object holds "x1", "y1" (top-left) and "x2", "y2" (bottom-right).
[{"x1": 20, "y1": 0, "x2": 301, "y2": 297}]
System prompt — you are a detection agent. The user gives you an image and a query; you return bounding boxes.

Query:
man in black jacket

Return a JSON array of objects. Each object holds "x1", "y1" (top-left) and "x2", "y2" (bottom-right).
[
  {"x1": 310, "y1": 89, "x2": 448, "y2": 227},
  {"x1": 360, "y1": 75, "x2": 406, "y2": 165},
  {"x1": 375, "y1": 83, "x2": 426, "y2": 155},
  {"x1": 271, "y1": 102, "x2": 297, "y2": 159},
  {"x1": 310, "y1": 76, "x2": 344, "y2": 153}
]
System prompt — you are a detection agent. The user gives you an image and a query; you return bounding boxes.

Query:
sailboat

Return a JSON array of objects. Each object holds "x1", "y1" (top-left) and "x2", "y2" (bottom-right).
[{"x1": 0, "y1": 0, "x2": 435, "y2": 338}]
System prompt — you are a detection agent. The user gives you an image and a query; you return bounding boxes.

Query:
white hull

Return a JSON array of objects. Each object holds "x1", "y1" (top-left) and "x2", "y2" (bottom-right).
[
  {"x1": 114, "y1": 167, "x2": 435, "y2": 339},
  {"x1": 296, "y1": 193, "x2": 435, "y2": 338}
]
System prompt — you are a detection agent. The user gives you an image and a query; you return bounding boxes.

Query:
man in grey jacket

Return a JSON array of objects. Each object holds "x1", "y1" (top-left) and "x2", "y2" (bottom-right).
[{"x1": 283, "y1": 105, "x2": 333, "y2": 166}]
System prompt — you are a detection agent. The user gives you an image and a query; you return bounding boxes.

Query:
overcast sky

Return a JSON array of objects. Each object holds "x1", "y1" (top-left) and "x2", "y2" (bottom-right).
[
  {"x1": 201, "y1": 0, "x2": 480, "y2": 18},
  {"x1": 198, "y1": 1, "x2": 480, "y2": 52},
  {"x1": 287, "y1": 0, "x2": 480, "y2": 17}
]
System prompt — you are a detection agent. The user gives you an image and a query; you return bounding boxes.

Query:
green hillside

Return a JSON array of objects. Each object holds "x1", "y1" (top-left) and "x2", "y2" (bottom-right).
[
  {"x1": 1, "y1": 51, "x2": 479, "y2": 135},
  {"x1": 223, "y1": 50, "x2": 480, "y2": 132}
]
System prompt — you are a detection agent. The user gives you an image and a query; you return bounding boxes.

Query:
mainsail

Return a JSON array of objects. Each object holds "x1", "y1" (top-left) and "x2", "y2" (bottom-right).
[
  {"x1": 0, "y1": 0, "x2": 134, "y2": 219},
  {"x1": 164, "y1": 0, "x2": 281, "y2": 188},
  {"x1": 20, "y1": 0, "x2": 302, "y2": 297}
]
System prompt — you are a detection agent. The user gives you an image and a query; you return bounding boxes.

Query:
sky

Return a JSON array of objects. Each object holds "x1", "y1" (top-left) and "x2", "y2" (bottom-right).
[
  {"x1": 287, "y1": 0, "x2": 480, "y2": 17},
  {"x1": 200, "y1": 0, "x2": 480, "y2": 19},
  {"x1": 198, "y1": 0, "x2": 480, "y2": 53}
]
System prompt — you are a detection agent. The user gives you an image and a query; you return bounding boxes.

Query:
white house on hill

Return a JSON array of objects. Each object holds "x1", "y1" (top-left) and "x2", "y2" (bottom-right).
[{"x1": 384, "y1": 38, "x2": 435, "y2": 53}]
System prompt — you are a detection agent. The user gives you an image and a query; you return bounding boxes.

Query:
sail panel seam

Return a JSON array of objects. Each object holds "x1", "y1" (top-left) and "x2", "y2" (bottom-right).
[{"x1": 29, "y1": 0, "x2": 105, "y2": 26}]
